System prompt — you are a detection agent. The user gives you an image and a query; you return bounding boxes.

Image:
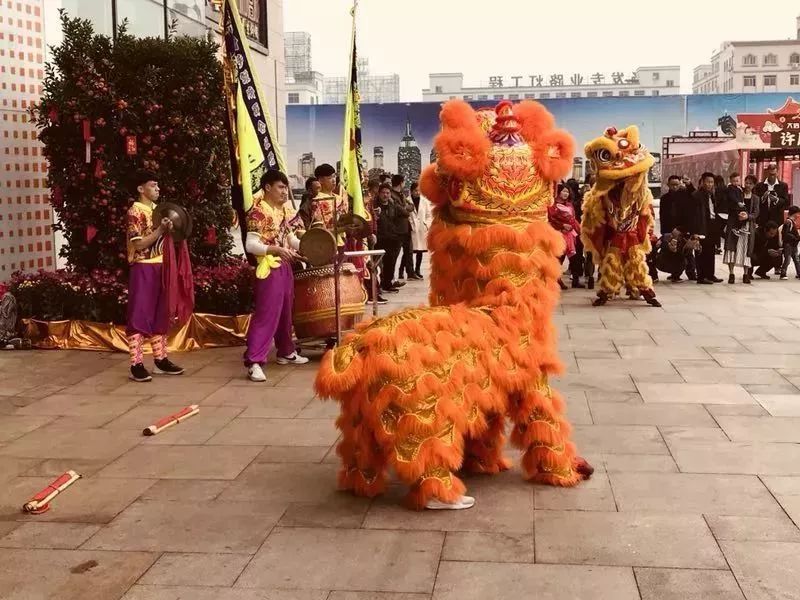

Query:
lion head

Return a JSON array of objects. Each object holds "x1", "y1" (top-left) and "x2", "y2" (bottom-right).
[
  {"x1": 420, "y1": 100, "x2": 574, "y2": 227},
  {"x1": 584, "y1": 126, "x2": 654, "y2": 182}
]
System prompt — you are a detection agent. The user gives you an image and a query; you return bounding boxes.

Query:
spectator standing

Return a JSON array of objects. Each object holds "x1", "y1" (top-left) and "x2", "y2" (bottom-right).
[
  {"x1": 723, "y1": 173, "x2": 759, "y2": 284},
  {"x1": 757, "y1": 165, "x2": 790, "y2": 227},
  {"x1": 688, "y1": 172, "x2": 724, "y2": 285},
  {"x1": 391, "y1": 174, "x2": 415, "y2": 281},
  {"x1": 375, "y1": 183, "x2": 407, "y2": 294},
  {"x1": 409, "y1": 182, "x2": 432, "y2": 279}
]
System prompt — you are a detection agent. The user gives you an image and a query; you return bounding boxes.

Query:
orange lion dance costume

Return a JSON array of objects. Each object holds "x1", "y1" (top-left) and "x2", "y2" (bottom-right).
[
  {"x1": 580, "y1": 126, "x2": 661, "y2": 307},
  {"x1": 315, "y1": 100, "x2": 593, "y2": 510}
]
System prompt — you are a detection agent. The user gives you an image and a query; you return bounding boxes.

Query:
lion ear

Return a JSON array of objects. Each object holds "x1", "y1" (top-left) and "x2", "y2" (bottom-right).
[
  {"x1": 419, "y1": 164, "x2": 449, "y2": 206},
  {"x1": 513, "y1": 100, "x2": 555, "y2": 143},
  {"x1": 433, "y1": 100, "x2": 490, "y2": 181},
  {"x1": 532, "y1": 129, "x2": 576, "y2": 182}
]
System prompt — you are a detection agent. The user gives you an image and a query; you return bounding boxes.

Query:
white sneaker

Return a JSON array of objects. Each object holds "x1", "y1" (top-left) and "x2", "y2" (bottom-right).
[
  {"x1": 425, "y1": 495, "x2": 476, "y2": 510},
  {"x1": 276, "y1": 352, "x2": 310, "y2": 365},
  {"x1": 248, "y1": 364, "x2": 267, "y2": 382}
]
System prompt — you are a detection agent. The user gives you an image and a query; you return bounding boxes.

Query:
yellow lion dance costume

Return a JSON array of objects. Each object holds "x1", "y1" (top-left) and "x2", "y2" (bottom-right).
[
  {"x1": 315, "y1": 100, "x2": 592, "y2": 510},
  {"x1": 580, "y1": 126, "x2": 661, "y2": 307}
]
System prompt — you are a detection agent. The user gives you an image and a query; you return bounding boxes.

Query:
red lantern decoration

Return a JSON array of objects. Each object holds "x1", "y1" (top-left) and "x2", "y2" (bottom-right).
[{"x1": 126, "y1": 135, "x2": 137, "y2": 155}]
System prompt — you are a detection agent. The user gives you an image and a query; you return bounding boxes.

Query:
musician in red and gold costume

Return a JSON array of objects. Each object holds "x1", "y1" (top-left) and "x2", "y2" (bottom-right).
[
  {"x1": 243, "y1": 169, "x2": 309, "y2": 383},
  {"x1": 315, "y1": 100, "x2": 593, "y2": 510},
  {"x1": 310, "y1": 163, "x2": 348, "y2": 244}
]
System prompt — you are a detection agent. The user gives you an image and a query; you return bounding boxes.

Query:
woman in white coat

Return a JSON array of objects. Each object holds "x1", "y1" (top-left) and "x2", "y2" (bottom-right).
[{"x1": 409, "y1": 182, "x2": 433, "y2": 279}]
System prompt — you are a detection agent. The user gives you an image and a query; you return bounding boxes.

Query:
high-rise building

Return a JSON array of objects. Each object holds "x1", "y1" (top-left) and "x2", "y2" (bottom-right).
[
  {"x1": 397, "y1": 117, "x2": 421, "y2": 190},
  {"x1": 297, "y1": 153, "x2": 316, "y2": 179},
  {"x1": 285, "y1": 31, "x2": 312, "y2": 78},
  {"x1": 324, "y1": 58, "x2": 400, "y2": 104},
  {"x1": 571, "y1": 157, "x2": 584, "y2": 182},
  {"x1": 373, "y1": 146, "x2": 384, "y2": 170},
  {"x1": 430, "y1": 148, "x2": 438, "y2": 164},
  {"x1": 693, "y1": 16, "x2": 800, "y2": 94},
  {"x1": 0, "y1": 0, "x2": 54, "y2": 278}
]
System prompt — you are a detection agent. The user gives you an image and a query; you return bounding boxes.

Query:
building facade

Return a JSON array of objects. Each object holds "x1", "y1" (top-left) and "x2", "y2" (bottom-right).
[
  {"x1": 0, "y1": 0, "x2": 54, "y2": 278},
  {"x1": 693, "y1": 16, "x2": 800, "y2": 94},
  {"x1": 285, "y1": 30, "x2": 311, "y2": 77},
  {"x1": 421, "y1": 66, "x2": 681, "y2": 103}
]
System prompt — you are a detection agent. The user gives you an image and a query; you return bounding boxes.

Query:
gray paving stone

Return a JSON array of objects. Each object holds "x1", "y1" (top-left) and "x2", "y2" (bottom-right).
[
  {"x1": 535, "y1": 511, "x2": 726, "y2": 568},
  {"x1": 722, "y1": 541, "x2": 800, "y2": 600},
  {"x1": 237, "y1": 527, "x2": 442, "y2": 593},
  {"x1": 433, "y1": 560, "x2": 639, "y2": 600},
  {"x1": 634, "y1": 568, "x2": 744, "y2": 600}
]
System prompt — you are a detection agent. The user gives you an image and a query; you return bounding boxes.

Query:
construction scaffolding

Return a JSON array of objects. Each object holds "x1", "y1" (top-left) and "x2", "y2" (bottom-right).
[
  {"x1": 285, "y1": 31, "x2": 312, "y2": 77},
  {"x1": 323, "y1": 58, "x2": 399, "y2": 104}
]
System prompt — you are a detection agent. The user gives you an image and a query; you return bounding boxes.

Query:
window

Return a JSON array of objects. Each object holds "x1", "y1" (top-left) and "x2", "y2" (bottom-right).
[
  {"x1": 555, "y1": 92, "x2": 566, "y2": 98},
  {"x1": 791, "y1": 53, "x2": 800, "y2": 66},
  {"x1": 508, "y1": 93, "x2": 520, "y2": 100},
  {"x1": 287, "y1": 92, "x2": 300, "y2": 104},
  {"x1": 743, "y1": 54, "x2": 757, "y2": 66},
  {"x1": 634, "y1": 90, "x2": 645, "y2": 96},
  {"x1": 652, "y1": 72, "x2": 660, "y2": 81},
  {"x1": 666, "y1": 80, "x2": 675, "y2": 87},
  {"x1": 618, "y1": 91, "x2": 630, "y2": 97},
  {"x1": 539, "y1": 93, "x2": 551, "y2": 99},
  {"x1": 764, "y1": 75, "x2": 777, "y2": 86},
  {"x1": 652, "y1": 90, "x2": 659, "y2": 96},
  {"x1": 743, "y1": 75, "x2": 756, "y2": 87},
  {"x1": 477, "y1": 94, "x2": 488, "y2": 100},
  {"x1": 493, "y1": 94, "x2": 504, "y2": 100},
  {"x1": 791, "y1": 75, "x2": 799, "y2": 85},
  {"x1": 570, "y1": 92, "x2": 581, "y2": 98},
  {"x1": 462, "y1": 95, "x2": 473, "y2": 101},
  {"x1": 524, "y1": 93, "x2": 536, "y2": 99},
  {"x1": 239, "y1": 0, "x2": 269, "y2": 47},
  {"x1": 764, "y1": 53, "x2": 778, "y2": 66},
  {"x1": 602, "y1": 91, "x2": 614, "y2": 97},
  {"x1": 586, "y1": 91, "x2": 598, "y2": 97},
  {"x1": 434, "y1": 85, "x2": 443, "y2": 93},
  {"x1": 116, "y1": 0, "x2": 165, "y2": 38}
]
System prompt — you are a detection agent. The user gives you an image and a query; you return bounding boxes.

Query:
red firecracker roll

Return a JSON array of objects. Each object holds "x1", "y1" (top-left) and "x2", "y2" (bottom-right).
[
  {"x1": 143, "y1": 405, "x2": 199, "y2": 436},
  {"x1": 22, "y1": 470, "x2": 81, "y2": 514}
]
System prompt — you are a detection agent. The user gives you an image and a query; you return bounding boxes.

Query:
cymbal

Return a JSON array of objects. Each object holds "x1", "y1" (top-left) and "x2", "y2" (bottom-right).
[
  {"x1": 337, "y1": 213, "x2": 370, "y2": 238},
  {"x1": 153, "y1": 202, "x2": 193, "y2": 243},
  {"x1": 299, "y1": 227, "x2": 337, "y2": 267}
]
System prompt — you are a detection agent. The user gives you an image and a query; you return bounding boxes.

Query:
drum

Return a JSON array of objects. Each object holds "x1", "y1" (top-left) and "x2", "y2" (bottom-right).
[
  {"x1": 299, "y1": 227, "x2": 336, "y2": 267},
  {"x1": 293, "y1": 263, "x2": 367, "y2": 340}
]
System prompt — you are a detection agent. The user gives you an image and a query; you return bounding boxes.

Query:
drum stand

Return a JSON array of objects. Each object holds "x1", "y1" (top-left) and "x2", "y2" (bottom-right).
[{"x1": 332, "y1": 249, "x2": 385, "y2": 346}]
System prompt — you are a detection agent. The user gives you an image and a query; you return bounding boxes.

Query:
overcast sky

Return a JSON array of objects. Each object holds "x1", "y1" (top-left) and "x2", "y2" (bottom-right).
[{"x1": 284, "y1": 0, "x2": 800, "y2": 99}]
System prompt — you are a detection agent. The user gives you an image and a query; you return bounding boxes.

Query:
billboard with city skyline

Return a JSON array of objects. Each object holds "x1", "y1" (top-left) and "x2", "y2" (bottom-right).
[{"x1": 286, "y1": 93, "x2": 796, "y2": 187}]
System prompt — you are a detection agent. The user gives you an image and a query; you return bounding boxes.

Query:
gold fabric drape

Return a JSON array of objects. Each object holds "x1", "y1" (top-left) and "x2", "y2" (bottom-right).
[{"x1": 22, "y1": 313, "x2": 251, "y2": 353}]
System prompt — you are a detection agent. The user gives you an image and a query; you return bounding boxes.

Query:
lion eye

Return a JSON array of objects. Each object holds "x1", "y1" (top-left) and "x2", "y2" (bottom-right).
[{"x1": 594, "y1": 149, "x2": 612, "y2": 163}]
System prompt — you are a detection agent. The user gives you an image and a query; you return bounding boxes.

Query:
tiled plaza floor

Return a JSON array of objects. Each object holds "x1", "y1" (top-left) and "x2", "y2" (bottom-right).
[{"x1": 3, "y1": 268, "x2": 800, "y2": 599}]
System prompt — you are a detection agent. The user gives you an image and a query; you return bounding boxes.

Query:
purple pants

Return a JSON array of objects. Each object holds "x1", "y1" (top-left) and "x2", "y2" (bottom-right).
[
  {"x1": 244, "y1": 262, "x2": 295, "y2": 366},
  {"x1": 127, "y1": 263, "x2": 169, "y2": 337}
]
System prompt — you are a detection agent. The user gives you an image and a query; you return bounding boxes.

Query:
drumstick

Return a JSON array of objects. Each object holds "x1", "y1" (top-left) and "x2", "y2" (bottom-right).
[
  {"x1": 143, "y1": 405, "x2": 200, "y2": 436},
  {"x1": 22, "y1": 470, "x2": 81, "y2": 514}
]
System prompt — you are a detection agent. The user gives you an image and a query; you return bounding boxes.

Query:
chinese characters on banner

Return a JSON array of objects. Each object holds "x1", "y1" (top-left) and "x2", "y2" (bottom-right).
[
  {"x1": 769, "y1": 117, "x2": 800, "y2": 149},
  {"x1": 487, "y1": 72, "x2": 640, "y2": 88}
]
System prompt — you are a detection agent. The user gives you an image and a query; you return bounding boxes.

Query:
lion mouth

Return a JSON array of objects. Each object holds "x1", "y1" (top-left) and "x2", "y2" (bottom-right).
[{"x1": 608, "y1": 146, "x2": 649, "y2": 170}]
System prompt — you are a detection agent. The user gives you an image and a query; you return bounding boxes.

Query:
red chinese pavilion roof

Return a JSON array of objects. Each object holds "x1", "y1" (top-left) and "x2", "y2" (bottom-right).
[{"x1": 768, "y1": 97, "x2": 800, "y2": 115}]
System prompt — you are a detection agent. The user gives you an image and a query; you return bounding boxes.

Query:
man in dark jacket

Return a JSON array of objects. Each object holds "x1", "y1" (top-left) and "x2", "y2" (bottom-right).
[
  {"x1": 757, "y1": 165, "x2": 790, "y2": 227},
  {"x1": 687, "y1": 172, "x2": 724, "y2": 284},
  {"x1": 376, "y1": 183, "x2": 409, "y2": 293},
  {"x1": 781, "y1": 207, "x2": 800, "y2": 279},
  {"x1": 660, "y1": 175, "x2": 691, "y2": 235},
  {"x1": 390, "y1": 174, "x2": 416, "y2": 281},
  {"x1": 753, "y1": 221, "x2": 783, "y2": 279}
]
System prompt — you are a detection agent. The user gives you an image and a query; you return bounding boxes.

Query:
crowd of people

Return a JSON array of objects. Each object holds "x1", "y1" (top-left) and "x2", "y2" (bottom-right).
[
  {"x1": 549, "y1": 164, "x2": 795, "y2": 288},
  {"x1": 297, "y1": 168, "x2": 432, "y2": 305}
]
